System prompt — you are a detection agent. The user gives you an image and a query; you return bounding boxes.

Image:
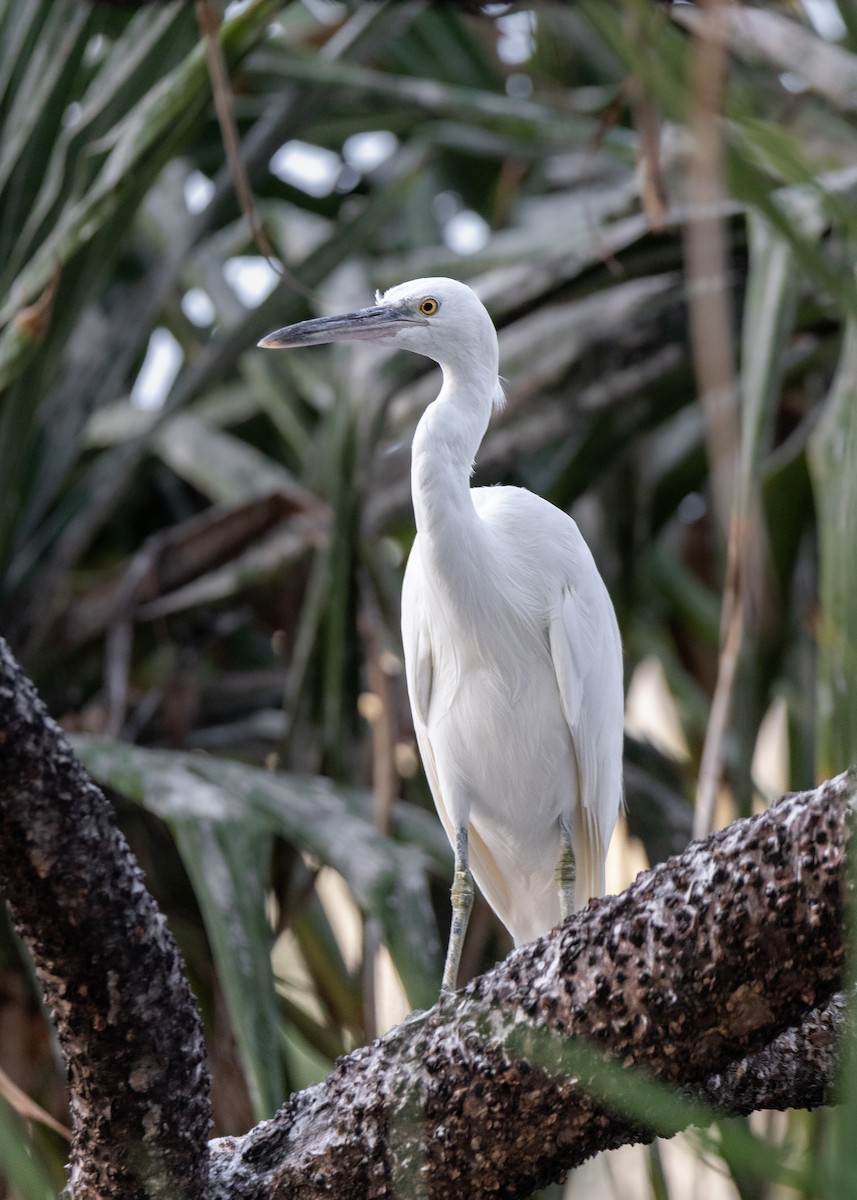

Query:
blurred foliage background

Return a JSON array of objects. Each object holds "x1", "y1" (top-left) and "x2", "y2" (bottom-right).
[{"x1": 1, "y1": 0, "x2": 856, "y2": 1196}]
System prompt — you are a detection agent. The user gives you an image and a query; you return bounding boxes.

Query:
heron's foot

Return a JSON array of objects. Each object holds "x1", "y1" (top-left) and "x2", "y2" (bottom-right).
[
  {"x1": 441, "y1": 861, "x2": 475, "y2": 993},
  {"x1": 555, "y1": 841, "x2": 576, "y2": 921}
]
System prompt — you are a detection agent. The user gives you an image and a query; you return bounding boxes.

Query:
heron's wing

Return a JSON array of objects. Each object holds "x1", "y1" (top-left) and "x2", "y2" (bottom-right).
[
  {"x1": 549, "y1": 583, "x2": 623, "y2": 909},
  {"x1": 402, "y1": 550, "x2": 511, "y2": 922},
  {"x1": 414, "y1": 724, "x2": 511, "y2": 922}
]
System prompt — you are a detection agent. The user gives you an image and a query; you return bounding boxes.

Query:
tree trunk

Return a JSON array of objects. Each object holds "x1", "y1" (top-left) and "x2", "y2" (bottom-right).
[{"x1": 0, "y1": 639, "x2": 211, "y2": 1199}]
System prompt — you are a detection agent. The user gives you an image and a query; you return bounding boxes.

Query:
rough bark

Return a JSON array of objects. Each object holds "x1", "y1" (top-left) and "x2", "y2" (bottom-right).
[
  {"x1": 1, "y1": 634, "x2": 855, "y2": 1199},
  {"x1": 208, "y1": 772, "x2": 854, "y2": 1198},
  {"x1": 681, "y1": 991, "x2": 846, "y2": 1115},
  {"x1": 0, "y1": 639, "x2": 211, "y2": 1199}
]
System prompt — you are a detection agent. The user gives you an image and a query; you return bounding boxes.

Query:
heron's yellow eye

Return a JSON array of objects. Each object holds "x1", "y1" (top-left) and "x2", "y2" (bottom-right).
[{"x1": 419, "y1": 297, "x2": 439, "y2": 316}]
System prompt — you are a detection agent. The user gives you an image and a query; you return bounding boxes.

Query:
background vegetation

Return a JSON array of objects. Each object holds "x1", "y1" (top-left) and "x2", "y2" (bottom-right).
[{"x1": 0, "y1": 0, "x2": 856, "y2": 1195}]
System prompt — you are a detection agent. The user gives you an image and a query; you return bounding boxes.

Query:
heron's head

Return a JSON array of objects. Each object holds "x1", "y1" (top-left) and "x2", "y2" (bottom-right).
[{"x1": 258, "y1": 277, "x2": 497, "y2": 372}]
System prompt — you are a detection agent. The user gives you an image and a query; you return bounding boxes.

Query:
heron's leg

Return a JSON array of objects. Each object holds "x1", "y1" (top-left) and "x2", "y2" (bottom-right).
[
  {"x1": 555, "y1": 820, "x2": 576, "y2": 921},
  {"x1": 441, "y1": 823, "x2": 474, "y2": 993}
]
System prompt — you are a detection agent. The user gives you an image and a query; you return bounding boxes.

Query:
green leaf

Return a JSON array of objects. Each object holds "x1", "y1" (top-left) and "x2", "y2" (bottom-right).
[
  {"x1": 0, "y1": 1097, "x2": 57, "y2": 1200},
  {"x1": 75, "y1": 741, "x2": 286, "y2": 1119},
  {"x1": 738, "y1": 212, "x2": 798, "y2": 501},
  {"x1": 809, "y1": 321, "x2": 857, "y2": 774},
  {"x1": 171, "y1": 816, "x2": 284, "y2": 1120},
  {"x1": 0, "y1": 0, "x2": 276, "y2": 335},
  {"x1": 151, "y1": 413, "x2": 310, "y2": 506},
  {"x1": 74, "y1": 739, "x2": 442, "y2": 1013}
]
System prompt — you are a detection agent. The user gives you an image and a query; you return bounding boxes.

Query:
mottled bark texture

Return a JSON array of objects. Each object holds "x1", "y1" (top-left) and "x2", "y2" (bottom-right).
[
  {"x1": 682, "y1": 992, "x2": 846, "y2": 1115},
  {"x1": 0, "y1": 639, "x2": 210, "y2": 1199},
  {"x1": 209, "y1": 771, "x2": 855, "y2": 1199}
]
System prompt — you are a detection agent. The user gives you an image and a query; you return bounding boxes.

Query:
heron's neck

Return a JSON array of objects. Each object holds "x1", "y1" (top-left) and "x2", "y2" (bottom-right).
[{"x1": 410, "y1": 360, "x2": 496, "y2": 541}]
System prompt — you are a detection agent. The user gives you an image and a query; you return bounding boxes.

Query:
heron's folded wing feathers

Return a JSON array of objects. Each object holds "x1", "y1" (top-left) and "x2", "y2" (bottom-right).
[
  {"x1": 410, "y1": 623, "x2": 433, "y2": 726},
  {"x1": 549, "y1": 584, "x2": 622, "y2": 907},
  {"x1": 403, "y1": 591, "x2": 512, "y2": 925}
]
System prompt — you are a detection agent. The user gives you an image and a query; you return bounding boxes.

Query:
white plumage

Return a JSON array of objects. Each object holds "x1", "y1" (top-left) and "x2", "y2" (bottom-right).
[
  {"x1": 260, "y1": 277, "x2": 624, "y2": 990},
  {"x1": 403, "y1": 484, "x2": 622, "y2": 944}
]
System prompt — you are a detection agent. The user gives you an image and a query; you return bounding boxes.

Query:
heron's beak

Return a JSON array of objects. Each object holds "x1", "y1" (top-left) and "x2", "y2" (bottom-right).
[{"x1": 258, "y1": 303, "x2": 416, "y2": 349}]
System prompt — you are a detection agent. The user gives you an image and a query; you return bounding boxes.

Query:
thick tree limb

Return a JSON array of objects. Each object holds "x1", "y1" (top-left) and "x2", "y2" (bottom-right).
[
  {"x1": 682, "y1": 991, "x2": 846, "y2": 1115},
  {"x1": 0, "y1": 636, "x2": 854, "y2": 1199},
  {"x1": 208, "y1": 771, "x2": 854, "y2": 1198},
  {"x1": 0, "y1": 640, "x2": 211, "y2": 1199}
]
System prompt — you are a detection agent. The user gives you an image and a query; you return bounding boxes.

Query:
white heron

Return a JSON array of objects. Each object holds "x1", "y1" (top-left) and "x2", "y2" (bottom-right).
[{"x1": 259, "y1": 277, "x2": 624, "y2": 992}]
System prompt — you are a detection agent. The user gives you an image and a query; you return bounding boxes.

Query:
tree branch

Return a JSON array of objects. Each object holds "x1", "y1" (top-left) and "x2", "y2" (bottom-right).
[
  {"x1": 0, "y1": 639, "x2": 211, "y2": 1199},
  {"x1": 208, "y1": 771, "x2": 854, "y2": 1198},
  {"x1": 0, "y1": 635, "x2": 853, "y2": 1199},
  {"x1": 682, "y1": 991, "x2": 845, "y2": 1115}
]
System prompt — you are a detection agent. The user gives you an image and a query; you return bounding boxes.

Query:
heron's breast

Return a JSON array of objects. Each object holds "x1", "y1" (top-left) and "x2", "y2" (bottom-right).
[{"x1": 429, "y1": 654, "x2": 573, "y2": 803}]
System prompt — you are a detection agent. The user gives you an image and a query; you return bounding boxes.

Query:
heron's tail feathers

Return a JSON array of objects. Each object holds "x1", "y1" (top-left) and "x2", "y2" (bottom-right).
[{"x1": 572, "y1": 803, "x2": 606, "y2": 913}]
